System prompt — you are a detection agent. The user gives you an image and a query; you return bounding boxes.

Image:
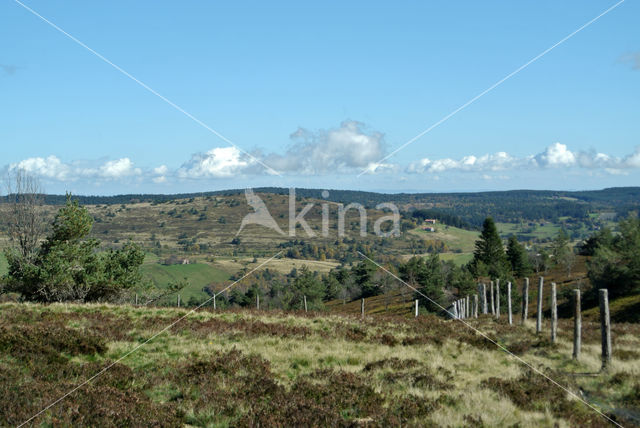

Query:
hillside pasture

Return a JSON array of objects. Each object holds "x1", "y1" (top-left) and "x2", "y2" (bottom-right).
[
  {"x1": 141, "y1": 262, "x2": 230, "y2": 303},
  {"x1": 0, "y1": 302, "x2": 638, "y2": 427}
]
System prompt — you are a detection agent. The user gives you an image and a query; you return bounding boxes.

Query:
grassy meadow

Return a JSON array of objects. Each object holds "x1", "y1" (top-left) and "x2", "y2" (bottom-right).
[
  {"x1": 1, "y1": 302, "x2": 638, "y2": 427},
  {"x1": 141, "y1": 262, "x2": 231, "y2": 303}
]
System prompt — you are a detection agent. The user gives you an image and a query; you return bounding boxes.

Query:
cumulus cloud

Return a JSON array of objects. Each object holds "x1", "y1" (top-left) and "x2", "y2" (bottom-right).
[
  {"x1": 262, "y1": 120, "x2": 387, "y2": 174},
  {"x1": 533, "y1": 143, "x2": 575, "y2": 167},
  {"x1": 6, "y1": 128, "x2": 640, "y2": 188},
  {"x1": 408, "y1": 151, "x2": 517, "y2": 174},
  {"x1": 153, "y1": 165, "x2": 168, "y2": 175},
  {"x1": 408, "y1": 143, "x2": 640, "y2": 175},
  {"x1": 97, "y1": 158, "x2": 141, "y2": 178},
  {"x1": 10, "y1": 155, "x2": 70, "y2": 180},
  {"x1": 9, "y1": 156, "x2": 141, "y2": 181},
  {"x1": 178, "y1": 147, "x2": 254, "y2": 178},
  {"x1": 152, "y1": 165, "x2": 168, "y2": 184}
]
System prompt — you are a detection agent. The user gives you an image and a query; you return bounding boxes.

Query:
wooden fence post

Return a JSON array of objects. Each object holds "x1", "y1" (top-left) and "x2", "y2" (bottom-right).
[
  {"x1": 507, "y1": 281, "x2": 512, "y2": 325},
  {"x1": 213, "y1": 294, "x2": 216, "y2": 310},
  {"x1": 482, "y1": 283, "x2": 488, "y2": 314},
  {"x1": 415, "y1": 299, "x2": 419, "y2": 318},
  {"x1": 177, "y1": 294, "x2": 181, "y2": 307},
  {"x1": 573, "y1": 289, "x2": 581, "y2": 360},
  {"x1": 490, "y1": 281, "x2": 495, "y2": 315},
  {"x1": 361, "y1": 298, "x2": 365, "y2": 318},
  {"x1": 521, "y1": 278, "x2": 529, "y2": 325},
  {"x1": 465, "y1": 296, "x2": 469, "y2": 319},
  {"x1": 257, "y1": 294, "x2": 260, "y2": 310},
  {"x1": 550, "y1": 282, "x2": 557, "y2": 343},
  {"x1": 473, "y1": 294, "x2": 478, "y2": 318},
  {"x1": 135, "y1": 293, "x2": 138, "y2": 306},
  {"x1": 495, "y1": 279, "x2": 500, "y2": 319},
  {"x1": 599, "y1": 289, "x2": 612, "y2": 371},
  {"x1": 304, "y1": 295, "x2": 308, "y2": 312},
  {"x1": 536, "y1": 277, "x2": 544, "y2": 334}
]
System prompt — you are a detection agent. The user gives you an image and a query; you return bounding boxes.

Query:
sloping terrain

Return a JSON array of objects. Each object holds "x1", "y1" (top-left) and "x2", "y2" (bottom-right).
[{"x1": 1, "y1": 303, "x2": 638, "y2": 427}]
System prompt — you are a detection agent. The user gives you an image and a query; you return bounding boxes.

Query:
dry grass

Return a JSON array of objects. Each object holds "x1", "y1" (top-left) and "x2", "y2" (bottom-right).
[{"x1": 0, "y1": 302, "x2": 638, "y2": 427}]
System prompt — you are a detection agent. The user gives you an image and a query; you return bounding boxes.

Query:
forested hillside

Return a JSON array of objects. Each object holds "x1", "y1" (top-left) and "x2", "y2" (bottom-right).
[{"x1": 3, "y1": 187, "x2": 638, "y2": 227}]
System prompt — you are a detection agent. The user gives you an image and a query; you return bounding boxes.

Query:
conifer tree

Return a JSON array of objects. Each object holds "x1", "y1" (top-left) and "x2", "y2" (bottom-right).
[
  {"x1": 472, "y1": 217, "x2": 509, "y2": 278},
  {"x1": 506, "y1": 235, "x2": 532, "y2": 277}
]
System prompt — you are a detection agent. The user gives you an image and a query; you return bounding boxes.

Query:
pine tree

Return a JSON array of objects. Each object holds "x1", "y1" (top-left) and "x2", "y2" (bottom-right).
[
  {"x1": 506, "y1": 235, "x2": 532, "y2": 277},
  {"x1": 400, "y1": 254, "x2": 445, "y2": 313},
  {"x1": 472, "y1": 217, "x2": 508, "y2": 278},
  {"x1": 353, "y1": 260, "x2": 379, "y2": 298},
  {"x1": 3, "y1": 195, "x2": 146, "y2": 302}
]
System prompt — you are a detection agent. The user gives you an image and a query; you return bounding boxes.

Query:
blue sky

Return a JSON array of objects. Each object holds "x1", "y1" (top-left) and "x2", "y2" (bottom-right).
[{"x1": 1, "y1": 0, "x2": 639, "y2": 195}]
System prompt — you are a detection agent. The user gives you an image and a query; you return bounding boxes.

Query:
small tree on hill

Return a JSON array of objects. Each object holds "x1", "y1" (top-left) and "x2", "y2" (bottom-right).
[
  {"x1": 506, "y1": 235, "x2": 532, "y2": 278},
  {"x1": 471, "y1": 217, "x2": 509, "y2": 278},
  {"x1": 283, "y1": 267, "x2": 325, "y2": 310},
  {"x1": 588, "y1": 216, "x2": 640, "y2": 301},
  {"x1": 552, "y1": 229, "x2": 576, "y2": 277},
  {"x1": 3, "y1": 195, "x2": 146, "y2": 302},
  {"x1": 353, "y1": 260, "x2": 380, "y2": 298},
  {"x1": 400, "y1": 254, "x2": 445, "y2": 313}
]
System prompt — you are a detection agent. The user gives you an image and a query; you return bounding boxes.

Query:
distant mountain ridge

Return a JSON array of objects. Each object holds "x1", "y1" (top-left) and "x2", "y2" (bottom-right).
[
  {"x1": 2, "y1": 187, "x2": 639, "y2": 227},
  {"x1": 2, "y1": 186, "x2": 638, "y2": 205}
]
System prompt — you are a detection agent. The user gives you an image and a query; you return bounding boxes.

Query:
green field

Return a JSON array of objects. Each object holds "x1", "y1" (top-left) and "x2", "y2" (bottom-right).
[
  {"x1": 438, "y1": 252, "x2": 474, "y2": 265},
  {"x1": 141, "y1": 262, "x2": 231, "y2": 303},
  {"x1": 496, "y1": 221, "x2": 561, "y2": 240},
  {"x1": 406, "y1": 225, "x2": 479, "y2": 266},
  {"x1": 408, "y1": 225, "x2": 479, "y2": 253}
]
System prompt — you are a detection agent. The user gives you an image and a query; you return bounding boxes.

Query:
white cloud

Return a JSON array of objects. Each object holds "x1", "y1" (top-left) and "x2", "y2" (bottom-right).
[
  {"x1": 534, "y1": 142, "x2": 575, "y2": 167},
  {"x1": 408, "y1": 151, "x2": 517, "y2": 173},
  {"x1": 152, "y1": 165, "x2": 168, "y2": 184},
  {"x1": 8, "y1": 156, "x2": 141, "y2": 182},
  {"x1": 10, "y1": 155, "x2": 70, "y2": 180},
  {"x1": 408, "y1": 143, "x2": 640, "y2": 175},
  {"x1": 263, "y1": 120, "x2": 387, "y2": 174},
  {"x1": 178, "y1": 147, "x2": 253, "y2": 178},
  {"x1": 153, "y1": 165, "x2": 168, "y2": 175},
  {"x1": 98, "y1": 158, "x2": 141, "y2": 179},
  {"x1": 622, "y1": 147, "x2": 640, "y2": 168}
]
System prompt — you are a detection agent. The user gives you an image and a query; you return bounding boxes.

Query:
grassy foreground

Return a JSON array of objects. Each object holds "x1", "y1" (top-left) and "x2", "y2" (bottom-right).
[{"x1": 1, "y1": 303, "x2": 639, "y2": 427}]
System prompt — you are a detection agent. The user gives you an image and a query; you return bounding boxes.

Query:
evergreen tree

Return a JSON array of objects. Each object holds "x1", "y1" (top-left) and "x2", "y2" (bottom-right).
[
  {"x1": 471, "y1": 217, "x2": 508, "y2": 278},
  {"x1": 3, "y1": 195, "x2": 146, "y2": 302},
  {"x1": 400, "y1": 254, "x2": 445, "y2": 313},
  {"x1": 283, "y1": 267, "x2": 325, "y2": 309},
  {"x1": 578, "y1": 227, "x2": 613, "y2": 256},
  {"x1": 322, "y1": 272, "x2": 342, "y2": 301},
  {"x1": 588, "y1": 216, "x2": 640, "y2": 300},
  {"x1": 506, "y1": 235, "x2": 532, "y2": 277},
  {"x1": 353, "y1": 260, "x2": 379, "y2": 298}
]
